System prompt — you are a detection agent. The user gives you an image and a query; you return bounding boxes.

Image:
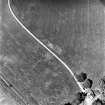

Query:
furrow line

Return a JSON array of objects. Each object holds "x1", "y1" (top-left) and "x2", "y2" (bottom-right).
[{"x1": 0, "y1": 73, "x2": 29, "y2": 105}]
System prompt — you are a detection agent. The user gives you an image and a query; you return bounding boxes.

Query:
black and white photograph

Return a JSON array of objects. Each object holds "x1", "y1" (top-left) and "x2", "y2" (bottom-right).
[{"x1": 0, "y1": 0, "x2": 105, "y2": 105}]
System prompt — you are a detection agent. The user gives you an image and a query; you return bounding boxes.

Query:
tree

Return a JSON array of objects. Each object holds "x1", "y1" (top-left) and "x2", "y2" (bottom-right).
[{"x1": 75, "y1": 72, "x2": 87, "y2": 82}]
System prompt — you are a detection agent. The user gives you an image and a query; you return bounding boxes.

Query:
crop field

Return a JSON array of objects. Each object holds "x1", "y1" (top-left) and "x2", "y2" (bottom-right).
[{"x1": 0, "y1": 0, "x2": 105, "y2": 105}]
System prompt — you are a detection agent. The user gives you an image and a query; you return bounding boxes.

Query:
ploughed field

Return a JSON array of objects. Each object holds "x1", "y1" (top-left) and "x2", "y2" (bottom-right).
[
  {"x1": 0, "y1": 0, "x2": 81, "y2": 105},
  {"x1": 0, "y1": 0, "x2": 105, "y2": 105},
  {"x1": 10, "y1": 0, "x2": 105, "y2": 89}
]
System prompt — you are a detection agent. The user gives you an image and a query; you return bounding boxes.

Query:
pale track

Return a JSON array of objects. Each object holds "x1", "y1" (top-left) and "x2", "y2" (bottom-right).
[
  {"x1": 8, "y1": 0, "x2": 85, "y2": 92},
  {"x1": 0, "y1": 73, "x2": 28, "y2": 105}
]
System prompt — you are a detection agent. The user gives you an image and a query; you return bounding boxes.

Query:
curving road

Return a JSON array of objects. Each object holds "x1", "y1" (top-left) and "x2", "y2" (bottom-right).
[{"x1": 0, "y1": 0, "x2": 105, "y2": 105}]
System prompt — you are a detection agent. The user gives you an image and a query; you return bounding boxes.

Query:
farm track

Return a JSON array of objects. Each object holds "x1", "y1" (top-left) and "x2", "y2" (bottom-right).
[{"x1": 0, "y1": 73, "x2": 29, "y2": 105}]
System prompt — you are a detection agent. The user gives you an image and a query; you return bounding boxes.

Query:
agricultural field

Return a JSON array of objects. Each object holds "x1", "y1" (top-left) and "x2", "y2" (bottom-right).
[
  {"x1": 0, "y1": 0, "x2": 105, "y2": 105},
  {"x1": 10, "y1": 0, "x2": 105, "y2": 89}
]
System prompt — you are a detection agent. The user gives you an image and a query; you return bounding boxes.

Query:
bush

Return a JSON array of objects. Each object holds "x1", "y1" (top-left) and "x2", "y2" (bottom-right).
[{"x1": 75, "y1": 72, "x2": 87, "y2": 82}]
